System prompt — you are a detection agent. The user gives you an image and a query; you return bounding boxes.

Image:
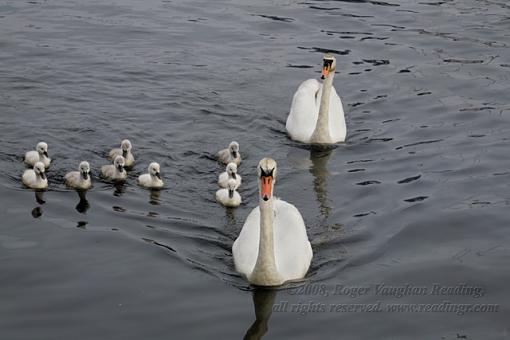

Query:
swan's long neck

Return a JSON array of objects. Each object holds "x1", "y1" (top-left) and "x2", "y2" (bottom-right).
[
  {"x1": 311, "y1": 70, "x2": 335, "y2": 144},
  {"x1": 249, "y1": 198, "x2": 282, "y2": 286}
]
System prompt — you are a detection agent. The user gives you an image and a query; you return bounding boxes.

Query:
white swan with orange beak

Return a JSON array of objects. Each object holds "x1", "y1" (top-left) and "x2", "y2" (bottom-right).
[
  {"x1": 286, "y1": 54, "x2": 346, "y2": 144},
  {"x1": 232, "y1": 158, "x2": 312, "y2": 286}
]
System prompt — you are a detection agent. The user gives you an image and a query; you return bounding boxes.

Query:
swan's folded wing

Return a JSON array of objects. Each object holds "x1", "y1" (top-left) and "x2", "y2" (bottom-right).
[
  {"x1": 24, "y1": 151, "x2": 38, "y2": 166},
  {"x1": 101, "y1": 165, "x2": 113, "y2": 178},
  {"x1": 273, "y1": 199, "x2": 313, "y2": 280},
  {"x1": 232, "y1": 207, "x2": 260, "y2": 277},
  {"x1": 218, "y1": 172, "x2": 228, "y2": 187},
  {"x1": 286, "y1": 79, "x2": 321, "y2": 143},
  {"x1": 108, "y1": 148, "x2": 120, "y2": 160},
  {"x1": 64, "y1": 171, "x2": 76, "y2": 183}
]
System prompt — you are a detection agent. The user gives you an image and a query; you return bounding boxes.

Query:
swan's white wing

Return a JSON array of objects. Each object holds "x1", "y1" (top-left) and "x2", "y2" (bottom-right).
[
  {"x1": 327, "y1": 86, "x2": 347, "y2": 143},
  {"x1": 24, "y1": 151, "x2": 39, "y2": 166},
  {"x1": 64, "y1": 171, "x2": 78, "y2": 183},
  {"x1": 101, "y1": 165, "x2": 114, "y2": 178},
  {"x1": 273, "y1": 199, "x2": 313, "y2": 281},
  {"x1": 233, "y1": 200, "x2": 313, "y2": 282},
  {"x1": 233, "y1": 206, "x2": 260, "y2": 278},
  {"x1": 108, "y1": 148, "x2": 121, "y2": 160},
  {"x1": 286, "y1": 79, "x2": 321, "y2": 143},
  {"x1": 218, "y1": 172, "x2": 228, "y2": 188},
  {"x1": 22, "y1": 170, "x2": 35, "y2": 186}
]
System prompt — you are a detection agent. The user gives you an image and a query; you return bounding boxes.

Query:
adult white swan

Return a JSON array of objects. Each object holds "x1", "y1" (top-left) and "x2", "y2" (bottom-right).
[
  {"x1": 233, "y1": 158, "x2": 312, "y2": 286},
  {"x1": 286, "y1": 54, "x2": 346, "y2": 144}
]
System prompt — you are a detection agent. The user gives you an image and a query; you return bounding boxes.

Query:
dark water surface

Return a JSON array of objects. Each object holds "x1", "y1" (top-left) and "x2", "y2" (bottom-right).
[{"x1": 1, "y1": 0, "x2": 510, "y2": 339}]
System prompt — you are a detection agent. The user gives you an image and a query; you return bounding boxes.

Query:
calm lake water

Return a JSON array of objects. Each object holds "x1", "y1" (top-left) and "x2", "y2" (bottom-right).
[{"x1": 1, "y1": 0, "x2": 509, "y2": 339}]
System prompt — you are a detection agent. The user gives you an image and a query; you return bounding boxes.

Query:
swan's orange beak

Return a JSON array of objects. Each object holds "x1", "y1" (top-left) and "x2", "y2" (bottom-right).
[
  {"x1": 260, "y1": 175, "x2": 273, "y2": 201},
  {"x1": 321, "y1": 64, "x2": 331, "y2": 80}
]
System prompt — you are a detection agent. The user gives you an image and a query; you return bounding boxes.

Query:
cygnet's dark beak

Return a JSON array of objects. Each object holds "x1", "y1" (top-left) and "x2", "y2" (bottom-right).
[
  {"x1": 228, "y1": 189, "x2": 234, "y2": 199},
  {"x1": 232, "y1": 151, "x2": 237, "y2": 158},
  {"x1": 122, "y1": 150, "x2": 127, "y2": 158},
  {"x1": 117, "y1": 165, "x2": 124, "y2": 172},
  {"x1": 43, "y1": 151, "x2": 49, "y2": 157},
  {"x1": 231, "y1": 172, "x2": 236, "y2": 180},
  {"x1": 155, "y1": 172, "x2": 161, "y2": 180},
  {"x1": 82, "y1": 171, "x2": 89, "y2": 180},
  {"x1": 40, "y1": 172, "x2": 46, "y2": 180}
]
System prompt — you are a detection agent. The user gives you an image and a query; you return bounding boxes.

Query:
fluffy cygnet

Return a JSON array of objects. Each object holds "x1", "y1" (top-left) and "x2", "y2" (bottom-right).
[
  {"x1": 108, "y1": 139, "x2": 134, "y2": 168},
  {"x1": 216, "y1": 178, "x2": 241, "y2": 207},
  {"x1": 65, "y1": 161, "x2": 92, "y2": 190},
  {"x1": 24, "y1": 142, "x2": 51, "y2": 168},
  {"x1": 22, "y1": 161, "x2": 48, "y2": 189},
  {"x1": 218, "y1": 162, "x2": 241, "y2": 189},
  {"x1": 137, "y1": 162, "x2": 164, "y2": 189},
  {"x1": 101, "y1": 155, "x2": 127, "y2": 181},
  {"x1": 217, "y1": 141, "x2": 241, "y2": 166}
]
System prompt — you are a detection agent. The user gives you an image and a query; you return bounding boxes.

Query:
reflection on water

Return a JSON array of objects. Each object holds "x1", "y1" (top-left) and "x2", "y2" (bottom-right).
[
  {"x1": 225, "y1": 208, "x2": 237, "y2": 225},
  {"x1": 77, "y1": 221, "x2": 88, "y2": 229},
  {"x1": 35, "y1": 190, "x2": 45, "y2": 204},
  {"x1": 223, "y1": 207, "x2": 239, "y2": 236},
  {"x1": 149, "y1": 189, "x2": 161, "y2": 205},
  {"x1": 113, "y1": 183, "x2": 126, "y2": 197},
  {"x1": 31, "y1": 191, "x2": 45, "y2": 218},
  {"x1": 75, "y1": 190, "x2": 90, "y2": 214},
  {"x1": 243, "y1": 289, "x2": 277, "y2": 340},
  {"x1": 309, "y1": 148, "x2": 334, "y2": 218},
  {"x1": 31, "y1": 206, "x2": 42, "y2": 218}
]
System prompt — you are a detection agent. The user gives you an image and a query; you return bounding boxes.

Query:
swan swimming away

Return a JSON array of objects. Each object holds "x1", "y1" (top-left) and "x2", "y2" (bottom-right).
[
  {"x1": 218, "y1": 162, "x2": 241, "y2": 189},
  {"x1": 217, "y1": 141, "x2": 241, "y2": 165},
  {"x1": 109, "y1": 139, "x2": 134, "y2": 168},
  {"x1": 286, "y1": 54, "x2": 346, "y2": 145},
  {"x1": 24, "y1": 142, "x2": 51, "y2": 168},
  {"x1": 101, "y1": 155, "x2": 127, "y2": 181},
  {"x1": 232, "y1": 158, "x2": 312, "y2": 286},
  {"x1": 216, "y1": 178, "x2": 241, "y2": 207},
  {"x1": 137, "y1": 162, "x2": 164, "y2": 189},
  {"x1": 22, "y1": 161, "x2": 48, "y2": 189},
  {"x1": 65, "y1": 161, "x2": 91, "y2": 190}
]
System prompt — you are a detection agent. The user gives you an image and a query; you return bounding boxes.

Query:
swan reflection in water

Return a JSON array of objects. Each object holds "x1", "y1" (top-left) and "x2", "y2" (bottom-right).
[
  {"x1": 113, "y1": 182, "x2": 126, "y2": 197},
  {"x1": 75, "y1": 190, "x2": 90, "y2": 214},
  {"x1": 309, "y1": 147, "x2": 334, "y2": 218},
  {"x1": 31, "y1": 190, "x2": 45, "y2": 218},
  {"x1": 149, "y1": 189, "x2": 161, "y2": 205},
  {"x1": 243, "y1": 288, "x2": 278, "y2": 340}
]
